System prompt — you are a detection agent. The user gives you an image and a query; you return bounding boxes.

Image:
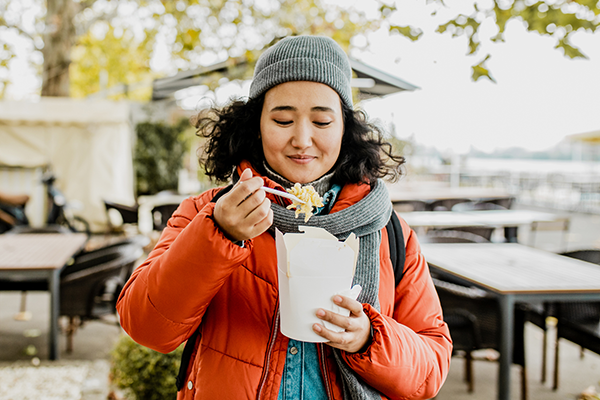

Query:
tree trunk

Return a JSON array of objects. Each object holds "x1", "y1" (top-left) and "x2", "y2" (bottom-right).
[{"x1": 41, "y1": 0, "x2": 77, "y2": 97}]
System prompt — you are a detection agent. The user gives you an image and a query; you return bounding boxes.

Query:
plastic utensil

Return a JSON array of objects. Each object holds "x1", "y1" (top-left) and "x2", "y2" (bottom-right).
[{"x1": 262, "y1": 186, "x2": 306, "y2": 204}]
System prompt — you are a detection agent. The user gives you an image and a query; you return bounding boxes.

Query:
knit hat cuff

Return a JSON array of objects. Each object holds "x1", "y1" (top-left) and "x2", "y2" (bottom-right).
[{"x1": 250, "y1": 57, "x2": 352, "y2": 108}]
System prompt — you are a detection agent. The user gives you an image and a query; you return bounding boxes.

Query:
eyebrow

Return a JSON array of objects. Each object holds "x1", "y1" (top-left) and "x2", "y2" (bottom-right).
[{"x1": 269, "y1": 105, "x2": 336, "y2": 113}]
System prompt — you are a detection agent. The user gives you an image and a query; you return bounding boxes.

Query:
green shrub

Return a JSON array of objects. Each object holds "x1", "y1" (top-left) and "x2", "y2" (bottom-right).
[
  {"x1": 110, "y1": 334, "x2": 183, "y2": 400},
  {"x1": 134, "y1": 119, "x2": 191, "y2": 196}
]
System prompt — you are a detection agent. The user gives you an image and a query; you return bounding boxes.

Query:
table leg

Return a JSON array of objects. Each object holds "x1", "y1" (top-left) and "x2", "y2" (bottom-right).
[
  {"x1": 49, "y1": 270, "x2": 60, "y2": 360},
  {"x1": 504, "y1": 226, "x2": 518, "y2": 243},
  {"x1": 498, "y1": 295, "x2": 514, "y2": 400}
]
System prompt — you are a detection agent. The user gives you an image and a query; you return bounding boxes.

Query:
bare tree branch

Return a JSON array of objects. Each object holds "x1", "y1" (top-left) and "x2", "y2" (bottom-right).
[
  {"x1": 1, "y1": 23, "x2": 36, "y2": 42},
  {"x1": 76, "y1": 9, "x2": 119, "y2": 36}
]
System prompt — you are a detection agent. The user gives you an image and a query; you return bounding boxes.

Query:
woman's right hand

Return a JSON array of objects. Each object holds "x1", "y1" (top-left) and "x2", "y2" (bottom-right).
[{"x1": 213, "y1": 168, "x2": 273, "y2": 242}]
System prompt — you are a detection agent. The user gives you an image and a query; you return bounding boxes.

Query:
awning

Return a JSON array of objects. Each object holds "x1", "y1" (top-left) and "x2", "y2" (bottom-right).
[{"x1": 151, "y1": 58, "x2": 418, "y2": 101}]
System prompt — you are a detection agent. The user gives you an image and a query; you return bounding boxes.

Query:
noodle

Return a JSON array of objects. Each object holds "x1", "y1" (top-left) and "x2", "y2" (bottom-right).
[{"x1": 286, "y1": 183, "x2": 324, "y2": 222}]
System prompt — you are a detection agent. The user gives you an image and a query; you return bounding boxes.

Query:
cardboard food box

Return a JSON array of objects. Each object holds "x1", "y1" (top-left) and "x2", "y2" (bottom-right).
[{"x1": 276, "y1": 226, "x2": 360, "y2": 342}]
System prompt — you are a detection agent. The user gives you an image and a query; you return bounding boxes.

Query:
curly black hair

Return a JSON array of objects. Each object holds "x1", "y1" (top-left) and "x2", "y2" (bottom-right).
[{"x1": 193, "y1": 95, "x2": 405, "y2": 188}]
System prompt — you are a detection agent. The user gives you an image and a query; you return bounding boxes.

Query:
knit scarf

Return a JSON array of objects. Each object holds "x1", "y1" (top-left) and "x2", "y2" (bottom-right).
[{"x1": 271, "y1": 179, "x2": 392, "y2": 400}]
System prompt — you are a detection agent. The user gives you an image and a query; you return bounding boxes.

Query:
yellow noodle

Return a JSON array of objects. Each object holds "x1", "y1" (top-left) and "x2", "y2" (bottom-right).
[{"x1": 286, "y1": 183, "x2": 324, "y2": 222}]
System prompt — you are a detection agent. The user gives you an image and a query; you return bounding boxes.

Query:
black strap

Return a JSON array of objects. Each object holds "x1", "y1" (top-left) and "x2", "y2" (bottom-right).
[
  {"x1": 386, "y1": 211, "x2": 405, "y2": 287},
  {"x1": 176, "y1": 188, "x2": 405, "y2": 391}
]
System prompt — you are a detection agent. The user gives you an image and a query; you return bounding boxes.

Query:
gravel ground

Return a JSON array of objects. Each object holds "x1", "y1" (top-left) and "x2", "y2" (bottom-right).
[{"x1": 0, "y1": 360, "x2": 110, "y2": 400}]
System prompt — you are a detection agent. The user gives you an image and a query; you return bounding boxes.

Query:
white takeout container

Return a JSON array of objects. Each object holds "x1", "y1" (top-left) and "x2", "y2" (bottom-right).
[{"x1": 276, "y1": 226, "x2": 360, "y2": 342}]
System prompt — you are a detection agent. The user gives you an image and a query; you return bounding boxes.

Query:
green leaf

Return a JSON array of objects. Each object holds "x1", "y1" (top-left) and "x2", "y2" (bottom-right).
[
  {"x1": 389, "y1": 25, "x2": 423, "y2": 41},
  {"x1": 471, "y1": 54, "x2": 496, "y2": 83},
  {"x1": 555, "y1": 37, "x2": 587, "y2": 59}
]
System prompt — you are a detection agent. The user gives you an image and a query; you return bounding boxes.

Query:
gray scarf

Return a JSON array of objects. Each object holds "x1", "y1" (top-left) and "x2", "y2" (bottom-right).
[{"x1": 271, "y1": 179, "x2": 392, "y2": 400}]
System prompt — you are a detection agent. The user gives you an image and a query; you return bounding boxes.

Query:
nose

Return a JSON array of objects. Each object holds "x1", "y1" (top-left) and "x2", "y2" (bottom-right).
[{"x1": 290, "y1": 119, "x2": 312, "y2": 149}]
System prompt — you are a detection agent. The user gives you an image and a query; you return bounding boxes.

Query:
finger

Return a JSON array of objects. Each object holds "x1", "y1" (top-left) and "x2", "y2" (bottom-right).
[
  {"x1": 333, "y1": 295, "x2": 364, "y2": 317},
  {"x1": 239, "y1": 168, "x2": 253, "y2": 182},
  {"x1": 248, "y1": 206, "x2": 273, "y2": 238},
  {"x1": 315, "y1": 307, "x2": 353, "y2": 332},
  {"x1": 312, "y1": 322, "x2": 352, "y2": 346},
  {"x1": 244, "y1": 197, "x2": 272, "y2": 228},
  {"x1": 227, "y1": 177, "x2": 264, "y2": 206}
]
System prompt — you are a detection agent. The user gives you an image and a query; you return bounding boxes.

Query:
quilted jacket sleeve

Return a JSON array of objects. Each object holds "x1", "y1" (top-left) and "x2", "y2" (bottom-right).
[
  {"x1": 341, "y1": 218, "x2": 453, "y2": 399},
  {"x1": 116, "y1": 189, "x2": 253, "y2": 353}
]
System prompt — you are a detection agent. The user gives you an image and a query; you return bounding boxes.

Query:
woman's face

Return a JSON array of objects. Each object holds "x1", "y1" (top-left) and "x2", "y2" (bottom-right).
[{"x1": 260, "y1": 81, "x2": 344, "y2": 184}]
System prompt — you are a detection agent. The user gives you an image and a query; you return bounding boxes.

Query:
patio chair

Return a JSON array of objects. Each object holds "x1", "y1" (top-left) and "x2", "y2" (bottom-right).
[
  {"x1": 428, "y1": 198, "x2": 471, "y2": 211},
  {"x1": 392, "y1": 200, "x2": 429, "y2": 213},
  {"x1": 103, "y1": 200, "x2": 139, "y2": 231},
  {"x1": 0, "y1": 239, "x2": 144, "y2": 352},
  {"x1": 422, "y1": 229, "x2": 490, "y2": 244},
  {"x1": 433, "y1": 277, "x2": 529, "y2": 399},
  {"x1": 435, "y1": 226, "x2": 496, "y2": 242},
  {"x1": 151, "y1": 203, "x2": 180, "y2": 231},
  {"x1": 551, "y1": 250, "x2": 600, "y2": 390},
  {"x1": 452, "y1": 201, "x2": 508, "y2": 211}
]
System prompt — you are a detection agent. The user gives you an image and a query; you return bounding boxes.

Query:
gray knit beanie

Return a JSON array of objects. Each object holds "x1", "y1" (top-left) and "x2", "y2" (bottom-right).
[{"x1": 249, "y1": 36, "x2": 353, "y2": 109}]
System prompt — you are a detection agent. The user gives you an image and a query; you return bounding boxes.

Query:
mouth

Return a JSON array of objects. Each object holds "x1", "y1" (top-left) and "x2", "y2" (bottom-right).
[{"x1": 288, "y1": 155, "x2": 315, "y2": 164}]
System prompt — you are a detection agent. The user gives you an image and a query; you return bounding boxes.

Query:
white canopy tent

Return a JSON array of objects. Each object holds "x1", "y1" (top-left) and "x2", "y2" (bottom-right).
[{"x1": 0, "y1": 97, "x2": 135, "y2": 231}]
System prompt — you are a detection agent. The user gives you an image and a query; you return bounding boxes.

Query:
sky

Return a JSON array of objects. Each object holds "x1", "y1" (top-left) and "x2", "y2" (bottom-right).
[
  {"x1": 4, "y1": 0, "x2": 600, "y2": 155},
  {"x1": 350, "y1": 1, "x2": 600, "y2": 155}
]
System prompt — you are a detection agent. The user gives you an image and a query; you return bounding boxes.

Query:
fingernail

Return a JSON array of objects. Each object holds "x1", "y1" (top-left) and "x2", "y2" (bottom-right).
[
  {"x1": 316, "y1": 309, "x2": 325, "y2": 317},
  {"x1": 333, "y1": 296, "x2": 342, "y2": 304},
  {"x1": 313, "y1": 324, "x2": 322, "y2": 332}
]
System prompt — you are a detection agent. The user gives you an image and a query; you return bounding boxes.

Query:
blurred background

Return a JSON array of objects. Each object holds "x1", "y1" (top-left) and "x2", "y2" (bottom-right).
[{"x1": 1, "y1": 1, "x2": 600, "y2": 399}]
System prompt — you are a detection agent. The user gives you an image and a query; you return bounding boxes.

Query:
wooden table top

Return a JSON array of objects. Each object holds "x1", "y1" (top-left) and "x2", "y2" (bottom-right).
[
  {"x1": 401, "y1": 210, "x2": 563, "y2": 228},
  {"x1": 421, "y1": 243, "x2": 600, "y2": 294},
  {"x1": 0, "y1": 233, "x2": 88, "y2": 270}
]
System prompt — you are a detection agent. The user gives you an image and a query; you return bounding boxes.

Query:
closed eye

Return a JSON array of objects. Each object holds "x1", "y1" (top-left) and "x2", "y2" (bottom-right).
[
  {"x1": 274, "y1": 120, "x2": 292, "y2": 126},
  {"x1": 314, "y1": 121, "x2": 332, "y2": 127}
]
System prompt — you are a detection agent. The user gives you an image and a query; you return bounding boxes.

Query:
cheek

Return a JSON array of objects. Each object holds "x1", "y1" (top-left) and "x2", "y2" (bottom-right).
[{"x1": 260, "y1": 127, "x2": 284, "y2": 157}]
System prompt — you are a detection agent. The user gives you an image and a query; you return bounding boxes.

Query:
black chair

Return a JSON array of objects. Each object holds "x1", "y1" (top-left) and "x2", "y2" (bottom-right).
[
  {"x1": 452, "y1": 201, "x2": 508, "y2": 211},
  {"x1": 0, "y1": 240, "x2": 144, "y2": 352},
  {"x1": 433, "y1": 277, "x2": 529, "y2": 399},
  {"x1": 103, "y1": 200, "x2": 139, "y2": 233},
  {"x1": 392, "y1": 200, "x2": 429, "y2": 212},
  {"x1": 151, "y1": 203, "x2": 180, "y2": 231},
  {"x1": 422, "y1": 229, "x2": 490, "y2": 244},
  {"x1": 428, "y1": 198, "x2": 471, "y2": 211},
  {"x1": 436, "y1": 226, "x2": 496, "y2": 242},
  {"x1": 551, "y1": 250, "x2": 600, "y2": 390}
]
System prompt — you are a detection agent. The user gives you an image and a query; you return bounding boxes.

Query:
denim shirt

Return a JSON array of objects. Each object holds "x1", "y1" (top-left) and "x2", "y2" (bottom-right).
[
  {"x1": 277, "y1": 340, "x2": 328, "y2": 400},
  {"x1": 277, "y1": 184, "x2": 342, "y2": 400}
]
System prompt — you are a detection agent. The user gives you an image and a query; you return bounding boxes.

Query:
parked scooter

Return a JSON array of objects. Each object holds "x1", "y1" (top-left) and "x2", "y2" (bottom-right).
[
  {"x1": 0, "y1": 192, "x2": 29, "y2": 233},
  {"x1": 0, "y1": 172, "x2": 91, "y2": 236},
  {"x1": 41, "y1": 173, "x2": 91, "y2": 236}
]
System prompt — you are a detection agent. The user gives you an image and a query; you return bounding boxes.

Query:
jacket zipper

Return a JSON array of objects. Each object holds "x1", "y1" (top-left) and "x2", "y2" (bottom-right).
[
  {"x1": 319, "y1": 343, "x2": 333, "y2": 400},
  {"x1": 257, "y1": 308, "x2": 280, "y2": 399}
]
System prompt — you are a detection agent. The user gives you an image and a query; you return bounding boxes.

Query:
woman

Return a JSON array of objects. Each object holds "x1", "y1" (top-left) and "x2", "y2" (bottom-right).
[{"x1": 117, "y1": 35, "x2": 452, "y2": 400}]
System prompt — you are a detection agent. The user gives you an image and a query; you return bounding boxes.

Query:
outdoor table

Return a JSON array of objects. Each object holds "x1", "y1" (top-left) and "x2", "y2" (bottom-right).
[
  {"x1": 388, "y1": 186, "x2": 511, "y2": 203},
  {"x1": 421, "y1": 242, "x2": 600, "y2": 400},
  {"x1": 400, "y1": 209, "x2": 566, "y2": 242},
  {"x1": 0, "y1": 233, "x2": 88, "y2": 360},
  {"x1": 400, "y1": 209, "x2": 561, "y2": 229}
]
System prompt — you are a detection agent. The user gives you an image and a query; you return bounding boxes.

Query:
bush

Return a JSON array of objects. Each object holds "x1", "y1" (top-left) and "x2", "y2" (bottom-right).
[
  {"x1": 110, "y1": 334, "x2": 183, "y2": 400},
  {"x1": 134, "y1": 119, "x2": 191, "y2": 196}
]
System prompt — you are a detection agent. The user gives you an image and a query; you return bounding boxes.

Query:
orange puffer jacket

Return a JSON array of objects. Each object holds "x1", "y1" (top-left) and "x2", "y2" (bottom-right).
[{"x1": 117, "y1": 173, "x2": 452, "y2": 400}]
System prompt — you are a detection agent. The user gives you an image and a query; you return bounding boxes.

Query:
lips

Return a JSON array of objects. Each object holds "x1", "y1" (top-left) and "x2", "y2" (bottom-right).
[{"x1": 288, "y1": 154, "x2": 315, "y2": 164}]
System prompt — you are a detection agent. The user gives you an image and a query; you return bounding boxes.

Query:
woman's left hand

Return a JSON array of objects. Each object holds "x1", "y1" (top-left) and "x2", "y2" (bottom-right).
[{"x1": 313, "y1": 295, "x2": 372, "y2": 353}]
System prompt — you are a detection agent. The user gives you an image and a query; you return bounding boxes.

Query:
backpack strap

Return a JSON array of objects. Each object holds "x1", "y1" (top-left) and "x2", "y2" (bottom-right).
[
  {"x1": 386, "y1": 211, "x2": 405, "y2": 287},
  {"x1": 176, "y1": 184, "x2": 233, "y2": 391}
]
